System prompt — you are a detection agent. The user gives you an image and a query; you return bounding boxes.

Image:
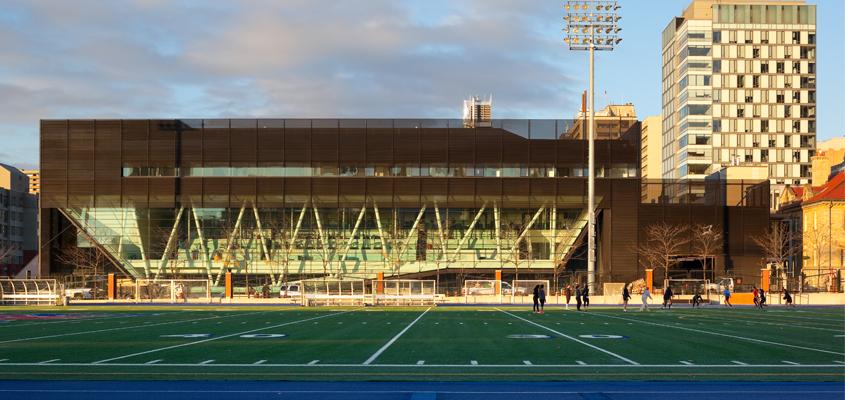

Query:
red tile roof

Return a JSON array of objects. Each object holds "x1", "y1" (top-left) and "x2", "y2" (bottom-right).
[{"x1": 806, "y1": 172, "x2": 845, "y2": 203}]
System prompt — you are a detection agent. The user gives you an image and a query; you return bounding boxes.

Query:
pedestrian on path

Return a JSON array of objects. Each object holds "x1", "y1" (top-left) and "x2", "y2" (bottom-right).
[
  {"x1": 622, "y1": 284, "x2": 631, "y2": 312},
  {"x1": 723, "y1": 287, "x2": 733, "y2": 307},
  {"x1": 538, "y1": 285, "x2": 546, "y2": 314},
  {"x1": 575, "y1": 284, "x2": 583, "y2": 311},
  {"x1": 640, "y1": 287, "x2": 652, "y2": 311}
]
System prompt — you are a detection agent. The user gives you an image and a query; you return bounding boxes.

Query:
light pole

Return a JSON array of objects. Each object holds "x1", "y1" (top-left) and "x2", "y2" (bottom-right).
[{"x1": 563, "y1": 0, "x2": 621, "y2": 294}]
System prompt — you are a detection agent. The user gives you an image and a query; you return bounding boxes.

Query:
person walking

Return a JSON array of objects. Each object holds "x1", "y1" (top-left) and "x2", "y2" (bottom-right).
[
  {"x1": 582, "y1": 286, "x2": 590, "y2": 310},
  {"x1": 691, "y1": 291, "x2": 703, "y2": 308},
  {"x1": 538, "y1": 285, "x2": 547, "y2": 314},
  {"x1": 564, "y1": 285, "x2": 572, "y2": 310},
  {"x1": 532, "y1": 284, "x2": 540, "y2": 313},
  {"x1": 722, "y1": 287, "x2": 733, "y2": 307},
  {"x1": 752, "y1": 286, "x2": 760, "y2": 308},
  {"x1": 662, "y1": 286, "x2": 674, "y2": 310},
  {"x1": 782, "y1": 289, "x2": 794, "y2": 308},
  {"x1": 622, "y1": 284, "x2": 631, "y2": 312},
  {"x1": 575, "y1": 284, "x2": 583, "y2": 311},
  {"x1": 640, "y1": 287, "x2": 652, "y2": 311}
]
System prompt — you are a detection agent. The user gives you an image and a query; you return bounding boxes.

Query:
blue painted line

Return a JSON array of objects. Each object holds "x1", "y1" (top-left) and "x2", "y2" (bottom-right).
[{"x1": 0, "y1": 380, "x2": 842, "y2": 400}]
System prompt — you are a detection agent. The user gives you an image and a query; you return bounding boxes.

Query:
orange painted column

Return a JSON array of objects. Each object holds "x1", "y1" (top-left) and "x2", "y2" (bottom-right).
[
  {"x1": 225, "y1": 271, "x2": 233, "y2": 299},
  {"x1": 376, "y1": 272, "x2": 384, "y2": 294},
  {"x1": 107, "y1": 273, "x2": 115, "y2": 300},
  {"x1": 760, "y1": 269, "x2": 770, "y2": 292},
  {"x1": 494, "y1": 270, "x2": 502, "y2": 294},
  {"x1": 645, "y1": 269, "x2": 654, "y2": 293}
]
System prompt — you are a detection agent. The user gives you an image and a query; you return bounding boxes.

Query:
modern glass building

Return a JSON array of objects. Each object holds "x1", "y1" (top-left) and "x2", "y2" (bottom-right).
[{"x1": 39, "y1": 119, "x2": 770, "y2": 292}]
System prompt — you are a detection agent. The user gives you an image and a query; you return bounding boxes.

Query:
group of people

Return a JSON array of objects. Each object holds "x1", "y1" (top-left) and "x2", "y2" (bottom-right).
[
  {"x1": 532, "y1": 283, "x2": 591, "y2": 313},
  {"x1": 531, "y1": 282, "x2": 798, "y2": 313}
]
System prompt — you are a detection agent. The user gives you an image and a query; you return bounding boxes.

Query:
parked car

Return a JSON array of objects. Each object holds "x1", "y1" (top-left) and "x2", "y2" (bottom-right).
[
  {"x1": 279, "y1": 284, "x2": 301, "y2": 298},
  {"x1": 704, "y1": 278, "x2": 734, "y2": 293}
]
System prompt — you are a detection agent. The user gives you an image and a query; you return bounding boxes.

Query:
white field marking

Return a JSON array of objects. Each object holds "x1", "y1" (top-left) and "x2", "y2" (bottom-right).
[
  {"x1": 835, "y1": 360, "x2": 845, "y2": 364},
  {"x1": 680, "y1": 361, "x2": 694, "y2": 365},
  {"x1": 216, "y1": 322, "x2": 221, "y2": 324},
  {"x1": 199, "y1": 359, "x2": 215, "y2": 364},
  {"x1": 470, "y1": 360, "x2": 478, "y2": 365},
  {"x1": 0, "y1": 313, "x2": 156, "y2": 329},
  {"x1": 386, "y1": 322, "x2": 391, "y2": 325},
  {"x1": 1, "y1": 362, "x2": 845, "y2": 368},
  {"x1": 695, "y1": 309, "x2": 845, "y2": 324},
  {"x1": 589, "y1": 312, "x2": 845, "y2": 357},
  {"x1": 782, "y1": 361, "x2": 800, "y2": 365},
  {"x1": 523, "y1": 360, "x2": 532, "y2": 365},
  {"x1": 92, "y1": 310, "x2": 353, "y2": 364},
  {"x1": 416, "y1": 360, "x2": 424, "y2": 365},
  {"x1": 576, "y1": 360, "x2": 587, "y2": 365},
  {"x1": 483, "y1": 322, "x2": 488, "y2": 325},
  {"x1": 731, "y1": 360, "x2": 748, "y2": 365},
  {"x1": 362, "y1": 307, "x2": 431, "y2": 365},
  {"x1": 670, "y1": 312, "x2": 844, "y2": 333},
  {"x1": 362, "y1": 322, "x2": 367, "y2": 324},
  {"x1": 241, "y1": 322, "x2": 246, "y2": 324},
  {"x1": 0, "y1": 359, "x2": 7, "y2": 362},
  {"x1": 39, "y1": 359, "x2": 60, "y2": 364},
  {"x1": 144, "y1": 359, "x2": 162, "y2": 364},
  {"x1": 253, "y1": 360, "x2": 267, "y2": 365},
  {"x1": 496, "y1": 308, "x2": 639, "y2": 365},
  {"x1": 0, "y1": 311, "x2": 267, "y2": 345}
]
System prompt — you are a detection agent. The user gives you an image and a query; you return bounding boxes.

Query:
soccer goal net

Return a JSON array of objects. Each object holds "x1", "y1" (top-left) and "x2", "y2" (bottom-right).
[
  {"x1": 664, "y1": 278, "x2": 710, "y2": 300},
  {"x1": 463, "y1": 280, "x2": 501, "y2": 303},
  {"x1": 0, "y1": 279, "x2": 60, "y2": 305},
  {"x1": 299, "y1": 279, "x2": 366, "y2": 306},
  {"x1": 373, "y1": 280, "x2": 437, "y2": 305},
  {"x1": 135, "y1": 279, "x2": 212, "y2": 303},
  {"x1": 510, "y1": 280, "x2": 550, "y2": 304}
]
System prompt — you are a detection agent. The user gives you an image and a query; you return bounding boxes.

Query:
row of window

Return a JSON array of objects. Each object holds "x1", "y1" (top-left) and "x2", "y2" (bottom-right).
[{"x1": 122, "y1": 165, "x2": 640, "y2": 179}]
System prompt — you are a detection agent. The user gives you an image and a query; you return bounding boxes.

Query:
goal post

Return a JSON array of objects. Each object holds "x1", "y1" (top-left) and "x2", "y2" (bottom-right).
[
  {"x1": 664, "y1": 278, "x2": 711, "y2": 302},
  {"x1": 135, "y1": 279, "x2": 211, "y2": 303},
  {"x1": 373, "y1": 279, "x2": 437, "y2": 305},
  {"x1": 298, "y1": 279, "x2": 366, "y2": 306},
  {"x1": 0, "y1": 279, "x2": 60, "y2": 305},
  {"x1": 463, "y1": 279, "x2": 501, "y2": 303},
  {"x1": 510, "y1": 280, "x2": 550, "y2": 304}
]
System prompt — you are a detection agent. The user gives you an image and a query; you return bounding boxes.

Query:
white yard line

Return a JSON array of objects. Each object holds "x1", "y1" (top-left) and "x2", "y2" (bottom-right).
[
  {"x1": 0, "y1": 362, "x2": 843, "y2": 368},
  {"x1": 92, "y1": 310, "x2": 353, "y2": 364},
  {"x1": 680, "y1": 361, "x2": 694, "y2": 365},
  {"x1": 199, "y1": 359, "x2": 215, "y2": 364},
  {"x1": 496, "y1": 308, "x2": 639, "y2": 365},
  {"x1": 834, "y1": 360, "x2": 845, "y2": 364},
  {"x1": 253, "y1": 360, "x2": 267, "y2": 365},
  {"x1": 523, "y1": 360, "x2": 532, "y2": 365},
  {"x1": 589, "y1": 313, "x2": 845, "y2": 357},
  {"x1": 362, "y1": 307, "x2": 431, "y2": 365},
  {"x1": 781, "y1": 361, "x2": 799, "y2": 365},
  {"x1": 144, "y1": 360, "x2": 162, "y2": 364},
  {"x1": 0, "y1": 311, "x2": 266, "y2": 345},
  {"x1": 731, "y1": 361, "x2": 747, "y2": 365},
  {"x1": 416, "y1": 360, "x2": 425, "y2": 365},
  {"x1": 670, "y1": 311, "x2": 844, "y2": 332},
  {"x1": 470, "y1": 360, "x2": 478, "y2": 365},
  {"x1": 38, "y1": 359, "x2": 60, "y2": 364}
]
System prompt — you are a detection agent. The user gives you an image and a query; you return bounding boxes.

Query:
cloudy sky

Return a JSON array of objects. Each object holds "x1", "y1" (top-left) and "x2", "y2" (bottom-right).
[{"x1": 0, "y1": 0, "x2": 842, "y2": 169}]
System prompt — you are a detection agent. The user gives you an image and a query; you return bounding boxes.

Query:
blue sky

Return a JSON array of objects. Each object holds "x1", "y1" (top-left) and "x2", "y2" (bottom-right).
[{"x1": 0, "y1": 0, "x2": 841, "y2": 170}]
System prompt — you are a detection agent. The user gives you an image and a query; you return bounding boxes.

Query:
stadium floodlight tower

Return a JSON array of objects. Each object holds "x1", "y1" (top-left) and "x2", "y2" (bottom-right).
[{"x1": 563, "y1": 0, "x2": 621, "y2": 294}]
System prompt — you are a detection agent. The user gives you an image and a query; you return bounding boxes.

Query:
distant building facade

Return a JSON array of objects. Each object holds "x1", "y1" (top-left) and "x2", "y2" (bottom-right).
[
  {"x1": 462, "y1": 96, "x2": 492, "y2": 128},
  {"x1": 21, "y1": 169, "x2": 40, "y2": 195},
  {"x1": 662, "y1": 0, "x2": 817, "y2": 207},
  {"x1": 567, "y1": 103, "x2": 637, "y2": 140},
  {"x1": 0, "y1": 164, "x2": 37, "y2": 276}
]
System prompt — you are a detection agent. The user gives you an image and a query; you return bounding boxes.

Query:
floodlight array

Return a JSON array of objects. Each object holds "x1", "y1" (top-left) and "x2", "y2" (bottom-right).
[{"x1": 563, "y1": 0, "x2": 622, "y2": 51}]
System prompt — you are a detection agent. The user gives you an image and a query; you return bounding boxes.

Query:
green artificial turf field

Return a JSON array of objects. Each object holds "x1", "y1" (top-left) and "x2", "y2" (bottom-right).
[{"x1": 0, "y1": 305, "x2": 842, "y2": 381}]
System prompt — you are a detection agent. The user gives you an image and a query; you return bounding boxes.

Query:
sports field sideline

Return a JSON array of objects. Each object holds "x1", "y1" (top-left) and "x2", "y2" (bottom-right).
[{"x1": 0, "y1": 305, "x2": 842, "y2": 381}]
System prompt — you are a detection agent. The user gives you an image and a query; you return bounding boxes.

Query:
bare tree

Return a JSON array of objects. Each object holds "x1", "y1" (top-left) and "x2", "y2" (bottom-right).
[
  {"x1": 551, "y1": 217, "x2": 586, "y2": 294},
  {"x1": 500, "y1": 223, "x2": 526, "y2": 281},
  {"x1": 55, "y1": 244, "x2": 111, "y2": 278},
  {"x1": 638, "y1": 222, "x2": 690, "y2": 282},
  {"x1": 692, "y1": 224, "x2": 723, "y2": 282},
  {"x1": 803, "y1": 220, "x2": 832, "y2": 290}
]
